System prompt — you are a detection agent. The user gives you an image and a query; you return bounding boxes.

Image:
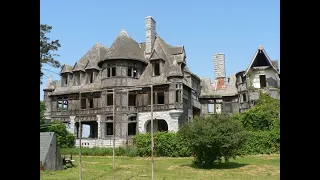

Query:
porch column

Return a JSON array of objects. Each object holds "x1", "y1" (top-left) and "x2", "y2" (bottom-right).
[
  {"x1": 69, "y1": 116, "x2": 77, "y2": 136},
  {"x1": 97, "y1": 115, "x2": 105, "y2": 139}
]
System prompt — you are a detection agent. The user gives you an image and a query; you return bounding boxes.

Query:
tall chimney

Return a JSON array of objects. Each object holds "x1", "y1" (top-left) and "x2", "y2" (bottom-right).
[
  {"x1": 145, "y1": 16, "x2": 156, "y2": 55},
  {"x1": 213, "y1": 53, "x2": 226, "y2": 90}
]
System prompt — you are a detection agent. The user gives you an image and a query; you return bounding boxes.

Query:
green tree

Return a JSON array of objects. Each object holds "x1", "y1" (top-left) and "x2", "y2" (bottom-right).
[
  {"x1": 177, "y1": 114, "x2": 248, "y2": 167},
  {"x1": 40, "y1": 24, "x2": 61, "y2": 84},
  {"x1": 233, "y1": 92, "x2": 280, "y2": 131},
  {"x1": 47, "y1": 120, "x2": 75, "y2": 148}
]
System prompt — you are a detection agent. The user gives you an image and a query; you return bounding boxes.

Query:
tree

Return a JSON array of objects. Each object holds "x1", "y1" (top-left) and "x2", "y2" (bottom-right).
[
  {"x1": 177, "y1": 114, "x2": 248, "y2": 167},
  {"x1": 47, "y1": 120, "x2": 75, "y2": 148},
  {"x1": 233, "y1": 92, "x2": 280, "y2": 132},
  {"x1": 40, "y1": 24, "x2": 61, "y2": 84}
]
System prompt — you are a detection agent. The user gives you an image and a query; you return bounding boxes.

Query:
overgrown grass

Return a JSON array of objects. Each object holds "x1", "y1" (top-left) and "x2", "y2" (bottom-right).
[
  {"x1": 40, "y1": 154, "x2": 279, "y2": 180},
  {"x1": 61, "y1": 146, "x2": 139, "y2": 157}
]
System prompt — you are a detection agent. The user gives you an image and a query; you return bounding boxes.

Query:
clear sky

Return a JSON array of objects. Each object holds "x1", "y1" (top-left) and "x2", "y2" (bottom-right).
[
  {"x1": 40, "y1": 0, "x2": 279, "y2": 95},
  {"x1": 40, "y1": 0, "x2": 279, "y2": 137}
]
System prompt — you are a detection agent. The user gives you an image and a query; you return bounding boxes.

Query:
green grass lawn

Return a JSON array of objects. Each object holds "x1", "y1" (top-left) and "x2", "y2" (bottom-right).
[{"x1": 40, "y1": 154, "x2": 279, "y2": 180}]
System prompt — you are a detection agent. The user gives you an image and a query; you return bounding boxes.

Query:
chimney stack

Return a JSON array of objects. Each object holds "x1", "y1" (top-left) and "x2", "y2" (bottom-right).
[
  {"x1": 213, "y1": 53, "x2": 226, "y2": 90},
  {"x1": 145, "y1": 16, "x2": 156, "y2": 56}
]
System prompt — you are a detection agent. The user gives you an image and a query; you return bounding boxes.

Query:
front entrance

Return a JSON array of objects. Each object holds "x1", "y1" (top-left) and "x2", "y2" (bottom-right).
[{"x1": 145, "y1": 119, "x2": 168, "y2": 133}]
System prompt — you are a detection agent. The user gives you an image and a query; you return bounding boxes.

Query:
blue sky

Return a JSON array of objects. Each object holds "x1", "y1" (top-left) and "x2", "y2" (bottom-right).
[{"x1": 40, "y1": 0, "x2": 279, "y2": 99}]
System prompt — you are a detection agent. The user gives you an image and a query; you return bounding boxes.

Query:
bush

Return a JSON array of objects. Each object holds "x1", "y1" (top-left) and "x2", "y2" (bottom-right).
[
  {"x1": 60, "y1": 146, "x2": 139, "y2": 157},
  {"x1": 177, "y1": 114, "x2": 248, "y2": 167},
  {"x1": 133, "y1": 132, "x2": 191, "y2": 157},
  {"x1": 239, "y1": 130, "x2": 280, "y2": 155}
]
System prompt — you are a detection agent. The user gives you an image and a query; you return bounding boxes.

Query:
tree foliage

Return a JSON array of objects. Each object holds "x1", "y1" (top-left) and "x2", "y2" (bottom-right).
[
  {"x1": 40, "y1": 24, "x2": 61, "y2": 84},
  {"x1": 47, "y1": 120, "x2": 75, "y2": 148},
  {"x1": 177, "y1": 115, "x2": 248, "y2": 167},
  {"x1": 233, "y1": 93, "x2": 280, "y2": 131}
]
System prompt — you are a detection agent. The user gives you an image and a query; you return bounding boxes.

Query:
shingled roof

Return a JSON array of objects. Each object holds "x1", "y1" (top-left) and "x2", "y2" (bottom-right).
[
  {"x1": 74, "y1": 43, "x2": 108, "y2": 72},
  {"x1": 60, "y1": 65, "x2": 73, "y2": 74},
  {"x1": 100, "y1": 29, "x2": 146, "y2": 65},
  {"x1": 200, "y1": 74, "x2": 238, "y2": 98}
]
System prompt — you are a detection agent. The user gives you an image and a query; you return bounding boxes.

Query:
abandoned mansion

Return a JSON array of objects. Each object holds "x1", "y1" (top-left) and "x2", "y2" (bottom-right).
[{"x1": 43, "y1": 16, "x2": 280, "y2": 147}]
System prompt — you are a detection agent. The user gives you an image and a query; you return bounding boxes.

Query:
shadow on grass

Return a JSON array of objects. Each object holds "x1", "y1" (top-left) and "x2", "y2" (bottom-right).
[{"x1": 181, "y1": 162, "x2": 248, "y2": 170}]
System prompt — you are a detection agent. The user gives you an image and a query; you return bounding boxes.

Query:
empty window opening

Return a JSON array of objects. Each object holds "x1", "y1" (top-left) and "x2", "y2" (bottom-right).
[
  {"x1": 127, "y1": 67, "x2": 132, "y2": 77},
  {"x1": 208, "y1": 104, "x2": 214, "y2": 113},
  {"x1": 81, "y1": 99, "x2": 86, "y2": 109},
  {"x1": 158, "y1": 120, "x2": 168, "y2": 132},
  {"x1": 88, "y1": 71, "x2": 94, "y2": 83},
  {"x1": 106, "y1": 116, "x2": 113, "y2": 121},
  {"x1": 243, "y1": 93, "x2": 247, "y2": 102},
  {"x1": 176, "y1": 90, "x2": 181, "y2": 102},
  {"x1": 153, "y1": 62, "x2": 160, "y2": 76},
  {"x1": 106, "y1": 123, "x2": 113, "y2": 135},
  {"x1": 128, "y1": 122, "x2": 136, "y2": 136},
  {"x1": 259, "y1": 75, "x2": 266, "y2": 88},
  {"x1": 74, "y1": 73, "x2": 80, "y2": 85},
  {"x1": 129, "y1": 94, "x2": 136, "y2": 106},
  {"x1": 107, "y1": 94, "x2": 113, "y2": 106},
  {"x1": 107, "y1": 68, "x2": 110, "y2": 77},
  {"x1": 88, "y1": 98, "x2": 94, "y2": 109},
  {"x1": 112, "y1": 67, "x2": 116, "y2": 76},
  {"x1": 157, "y1": 92, "x2": 164, "y2": 104},
  {"x1": 133, "y1": 68, "x2": 137, "y2": 77}
]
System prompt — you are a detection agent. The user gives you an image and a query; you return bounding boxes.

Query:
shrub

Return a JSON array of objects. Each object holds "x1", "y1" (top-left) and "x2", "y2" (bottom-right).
[
  {"x1": 60, "y1": 147, "x2": 139, "y2": 157},
  {"x1": 177, "y1": 114, "x2": 248, "y2": 167},
  {"x1": 133, "y1": 132, "x2": 191, "y2": 157},
  {"x1": 47, "y1": 120, "x2": 76, "y2": 148}
]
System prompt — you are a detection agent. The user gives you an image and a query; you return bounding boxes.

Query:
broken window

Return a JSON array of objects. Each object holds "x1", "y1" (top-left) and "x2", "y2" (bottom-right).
[
  {"x1": 88, "y1": 98, "x2": 94, "y2": 109},
  {"x1": 106, "y1": 123, "x2": 113, "y2": 135},
  {"x1": 259, "y1": 75, "x2": 266, "y2": 88},
  {"x1": 243, "y1": 93, "x2": 247, "y2": 102},
  {"x1": 107, "y1": 68, "x2": 110, "y2": 77},
  {"x1": 62, "y1": 75, "x2": 68, "y2": 87},
  {"x1": 157, "y1": 92, "x2": 165, "y2": 104},
  {"x1": 81, "y1": 99, "x2": 86, "y2": 109},
  {"x1": 112, "y1": 67, "x2": 116, "y2": 76},
  {"x1": 129, "y1": 94, "x2": 136, "y2": 106},
  {"x1": 176, "y1": 90, "x2": 181, "y2": 102},
  {"x1": 127, "y1": 67, "x2": 132, "y2": 77},
  {"x1": 153, "y1": 62, "x2": 160, "y2": 76},
  {"x1": 57, "y1": 98, "x2": 68, "y2": 110},
  {"x1": 133, "y1": 68, "x2": 138, "y2": 78},
  {"x1": 87, "y1": 71, "x2": 94, "y2": 83},
  {"x1": 107, "y1": 94, "x2": 113, "y2": 106},
  {"x1": 128, "y1": 122, "x2": 136, "y2": 136},
  {"x1": 74, "y1": 73, "x2": 80, "y2": 85}
]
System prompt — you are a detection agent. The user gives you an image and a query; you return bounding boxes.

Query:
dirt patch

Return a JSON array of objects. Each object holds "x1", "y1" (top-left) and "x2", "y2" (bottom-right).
[{"x1": 239, "y1": 165, "x2": 276, "y2": 175}]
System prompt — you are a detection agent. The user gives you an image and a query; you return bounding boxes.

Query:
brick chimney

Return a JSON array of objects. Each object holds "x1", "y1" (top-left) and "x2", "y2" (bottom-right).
[
  {"x1": 213, "y1": 53, "x2": 226, "y2": 90},
  {"x1": 145, "y1": 16, "x2": 156, "y2": 56}
]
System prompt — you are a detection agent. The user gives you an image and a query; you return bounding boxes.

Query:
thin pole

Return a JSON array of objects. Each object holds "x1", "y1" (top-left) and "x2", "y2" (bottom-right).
[
  {"x1": 79, "y1": 92, "x2": 82, "y2": 180},
  {"x1": 150, "y1": 85, "x2": 154, "y2": 180},
  {"x1": 112, "y1": 88, "x2": 116, "y2": 180}
]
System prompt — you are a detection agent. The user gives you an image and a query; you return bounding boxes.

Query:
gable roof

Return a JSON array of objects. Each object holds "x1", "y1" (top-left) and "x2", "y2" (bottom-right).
[
  {"x1": 245, "y1": 45, "x2": 280, "y2": 75},
  {"x1": 73, "y1": 43, "x2": 108, "y2": 72},
  {"x1": 60, "y1": 64, "x2": 73, "y2": 74},
  {"x1": 100, "y1": 29, "x2": 146, "y2": 64}
]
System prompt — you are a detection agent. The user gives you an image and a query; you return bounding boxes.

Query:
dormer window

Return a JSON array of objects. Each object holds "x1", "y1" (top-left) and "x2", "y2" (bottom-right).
[
  {"x1": 87, "y1": 71, "x2": 94, "y2": 84},
  {"x1": 74, "y1": 72, "x2": 81, "y2": 85},
  {"x1": 106, "y1": 65, "x2": 116, "y2": 77},
  {"x1": 153, "y1": 62, "x2": 160, "y2": 76},
  {"x1": 127, "y1": 66, "x2": 139, "y2": 78},
  {"x1": 61, "y1": 74, "x2": 68, "y2": 87}
]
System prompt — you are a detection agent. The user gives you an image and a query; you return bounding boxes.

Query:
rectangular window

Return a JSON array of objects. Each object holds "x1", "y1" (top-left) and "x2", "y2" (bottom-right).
[
  {"x1": 128, "y1": 122, "x2": 136, "y2": 136},
  {"x1": 259, "y1": 75, "x2": 266, "y2": 88},
  {"x1": 81, "y1": 99, "x2": 86, "y2": 109},
  {"x1": 88, "y1": 98, "x2": 94, "y2": 108},
  {"x1": 157, "y1": 92, "x2": 164, "y2": 104},
  {"x1": 127, "y1": 67, "x2": 132, "y2": 77},
  {"x1": 133, "y1": 68, "x2": 138, "y2": 78},
  {"x1": 106, "y1": 123, "x2": 113, "y2": 135},
  {"x1": 107, "y1": 94, "x2": 113, "y2": 106},
  {"x1": 107, "y1": 68, "x2": 110, "y2": 77},
  {"x1": 112, "y1": 67, "x2": 116, "y2": 76},
  {"x1": 74, "y1": 73, "x2": 80, "y2": 85},
  {"x1": 88, "y1": 71, "x2": 93, "y2": 83},
  {"x1": 176, "y1": 90, "x2": 181, "y2": 102},
  {"x1": 243, "y1": 93, "x2": 247, "y2": 102},
  {"x1": 153, "y1": 62, "x2": 160, "y2": 76},
  {"x1": 129, "y1": 94, "x2": 136, "y2": 106},
  {"x1": 57, "y1": 99, "x2": 68, "y2": 110}
]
